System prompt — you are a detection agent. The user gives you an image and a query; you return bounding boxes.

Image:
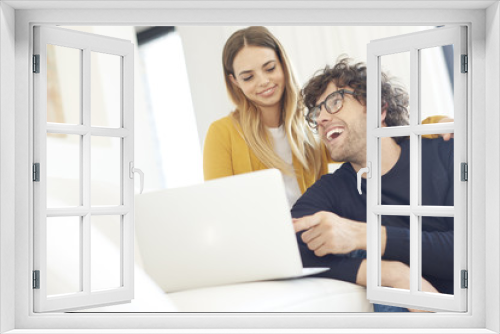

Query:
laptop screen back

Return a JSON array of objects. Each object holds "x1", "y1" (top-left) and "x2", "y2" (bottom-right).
[{"x1": 135, "y1": 169, "x2": 303, "y2": 292}]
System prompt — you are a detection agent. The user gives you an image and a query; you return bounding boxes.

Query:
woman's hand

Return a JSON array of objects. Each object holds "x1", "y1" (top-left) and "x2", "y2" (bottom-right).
[{"x1": 438, "y1": 116, "x2": 454, "y2": 141}]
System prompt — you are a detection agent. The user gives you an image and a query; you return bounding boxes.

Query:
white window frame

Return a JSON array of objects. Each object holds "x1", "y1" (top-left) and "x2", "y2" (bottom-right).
[
  {"x1": 32, "y1": 25, "x2": 135, "y2": 312},
  {"x1": 0, "y1": 1, "x2": 498, "y2": 333},
  {"x1": 365, "y1": 26, "x2": 467, "y2": 312}
]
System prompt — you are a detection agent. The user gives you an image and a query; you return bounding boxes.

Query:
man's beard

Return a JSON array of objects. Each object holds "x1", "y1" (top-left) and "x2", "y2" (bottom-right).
[{"x1": 328, "y1": 121, "x2": 366, "y2": 165}]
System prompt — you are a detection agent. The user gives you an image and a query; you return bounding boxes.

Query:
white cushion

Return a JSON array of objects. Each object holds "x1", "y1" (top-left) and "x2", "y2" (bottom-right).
[{"x1": 167, "y1": 277, "x2": 374, "y2": 312}]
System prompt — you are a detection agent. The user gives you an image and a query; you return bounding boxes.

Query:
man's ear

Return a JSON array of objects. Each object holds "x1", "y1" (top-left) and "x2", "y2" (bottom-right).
[
  {"x1": 229, "y1": 74, "x2": 240, "y2": 88},
  {"x1": 381, "y1": 102, "x2": 388, "y2": 126}
]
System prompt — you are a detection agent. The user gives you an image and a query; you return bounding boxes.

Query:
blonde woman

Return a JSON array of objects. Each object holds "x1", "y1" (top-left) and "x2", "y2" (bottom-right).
[{"x1": 203, "y1": 26, "x2": 329, "y2": 208}]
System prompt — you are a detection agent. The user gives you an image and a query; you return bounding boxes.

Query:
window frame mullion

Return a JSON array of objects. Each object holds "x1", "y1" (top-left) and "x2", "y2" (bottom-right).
[
  {"x1": 81, "y1": 47, "x2": 91, "y2": 295},
  {"x1": 121, "y1": 42, "x2": 135, "y2": 294},
  {"x1": 409, "y1": 47, "x2": 420, "y2": 294}
]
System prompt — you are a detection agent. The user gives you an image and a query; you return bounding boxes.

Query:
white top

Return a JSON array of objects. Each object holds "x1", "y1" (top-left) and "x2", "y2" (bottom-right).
[{"x1": 268, "y1": 125, "x2": 302, "y2": 208}]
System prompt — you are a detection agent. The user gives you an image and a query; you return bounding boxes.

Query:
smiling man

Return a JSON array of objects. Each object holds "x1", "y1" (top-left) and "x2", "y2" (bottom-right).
[{"x1": 291, "y1": 57, "x2": 455, "y2": 312}]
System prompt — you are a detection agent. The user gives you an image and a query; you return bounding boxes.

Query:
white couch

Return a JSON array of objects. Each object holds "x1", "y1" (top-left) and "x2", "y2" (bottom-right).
[{"x1": 82, "y1": 264, "x2": 373, "y2": 312}]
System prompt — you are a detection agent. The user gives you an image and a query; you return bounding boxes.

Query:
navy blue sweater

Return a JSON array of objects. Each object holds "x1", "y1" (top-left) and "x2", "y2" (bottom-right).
[{"x1": 291, "y1": 138, "x2": 454, "y2": 294}]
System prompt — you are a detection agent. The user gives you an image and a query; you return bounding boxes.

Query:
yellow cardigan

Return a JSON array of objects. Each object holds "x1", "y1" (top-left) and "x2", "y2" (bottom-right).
[
  {"x1": 203, "y1": 116, "x2": 330, "y2": 194},
  {"x1": 203, "y1": 115, "x2": 446, "y2": 194}
]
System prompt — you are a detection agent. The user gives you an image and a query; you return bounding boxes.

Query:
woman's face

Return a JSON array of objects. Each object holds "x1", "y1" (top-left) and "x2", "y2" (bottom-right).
[{"x1": 230, "y1": 45, "x2": 286, "y2": 113}]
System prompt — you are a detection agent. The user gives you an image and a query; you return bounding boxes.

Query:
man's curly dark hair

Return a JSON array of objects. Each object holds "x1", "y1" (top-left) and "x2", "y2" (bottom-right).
[{"x1": 301, "y1": 57, "x2": 410, "y2": 136}]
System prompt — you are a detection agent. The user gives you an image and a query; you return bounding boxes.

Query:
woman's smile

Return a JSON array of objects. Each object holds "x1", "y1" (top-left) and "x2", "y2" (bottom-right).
[{"x1": 257, "y1": 85, "x2": 277, "y2": 97}]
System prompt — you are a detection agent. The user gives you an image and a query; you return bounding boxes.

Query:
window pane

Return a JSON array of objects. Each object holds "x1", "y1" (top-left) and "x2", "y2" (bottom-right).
[
  {"x1": 91, "y1": 215, "x2": 122, "y2": 291},
  {"x1": 91, "y1": 52, "x2": 121, "y2": 128},
  {"x1": 420, "y1": 45, "x2": 454, "y2": 123},
  {"x1": 420, "y1": 135, "x2": 454, "y2": 206},
  {"x1": 381, "y1": 137, "x2": 410, "y2": 204},
  {"x1": 420, "y1": 215, "x2": 454, "y2": 295},
  {"x1": 47, "y1": 44, "x2": 81, "y2": 124},
  {"x1": 91, "y1": 136, "x2": 121, "y2": 206},
  {"x1": 380, "y1": 215, "x2": 410, "y2": 291},
  {"x1": 47, "y1": 216, "x2": 81, "y2": 296},
  {"x1": 47, "y1": 134, "x2": 81, "y2": 208},
  {"x1": 380, "y1": 51, "x2": 410, "y2": 128}
]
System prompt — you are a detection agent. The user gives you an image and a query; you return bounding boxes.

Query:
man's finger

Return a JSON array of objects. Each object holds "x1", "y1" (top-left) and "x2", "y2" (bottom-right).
[
  {"x1": 314, "y1": 245, "x2": 328, "y2": 257},
  {"x1": 293, "y1": 214, "x2": 321, "y2": 233},
  {"x1": 305, "y1": 233, "x2": 324, "y2": 251},
  {"x1": 301, "y1": 226, "x2": 321, "y2": 243}
]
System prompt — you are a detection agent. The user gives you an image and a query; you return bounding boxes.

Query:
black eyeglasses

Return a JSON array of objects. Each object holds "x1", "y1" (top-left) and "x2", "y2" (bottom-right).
[{"x1": 305, "y1": 89, "x2": 357, "y2": 130}]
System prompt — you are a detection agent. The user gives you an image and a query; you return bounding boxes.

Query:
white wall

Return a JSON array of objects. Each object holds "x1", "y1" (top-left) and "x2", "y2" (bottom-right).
[{"x1": 176, "y1": 26, "x2": 235, "y2": 152}]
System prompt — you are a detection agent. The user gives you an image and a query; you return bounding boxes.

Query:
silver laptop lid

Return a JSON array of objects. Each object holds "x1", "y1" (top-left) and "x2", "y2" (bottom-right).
[{"x1": 135, "y1": 169, "x2": 304, "y2": 292}]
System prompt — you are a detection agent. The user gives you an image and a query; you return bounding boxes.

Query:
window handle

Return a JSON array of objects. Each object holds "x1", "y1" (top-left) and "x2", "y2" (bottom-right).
[
  {"x1": 357, "y1": 162, "x2": 371, "y2": 195},
  {"x1": 129, "y1": 162, "x2": 144, "y2": 194}
]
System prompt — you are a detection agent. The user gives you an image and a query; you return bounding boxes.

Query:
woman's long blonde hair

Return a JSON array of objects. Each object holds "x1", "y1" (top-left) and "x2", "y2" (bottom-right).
[{"x1": 222, "y1": 26, "x2": 321, "y2": 176}]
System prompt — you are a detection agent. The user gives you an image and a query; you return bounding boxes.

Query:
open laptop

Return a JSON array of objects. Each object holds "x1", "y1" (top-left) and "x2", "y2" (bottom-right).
[{"x1": 134, "y1": 169, "x2": 329, "y2": 293}]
